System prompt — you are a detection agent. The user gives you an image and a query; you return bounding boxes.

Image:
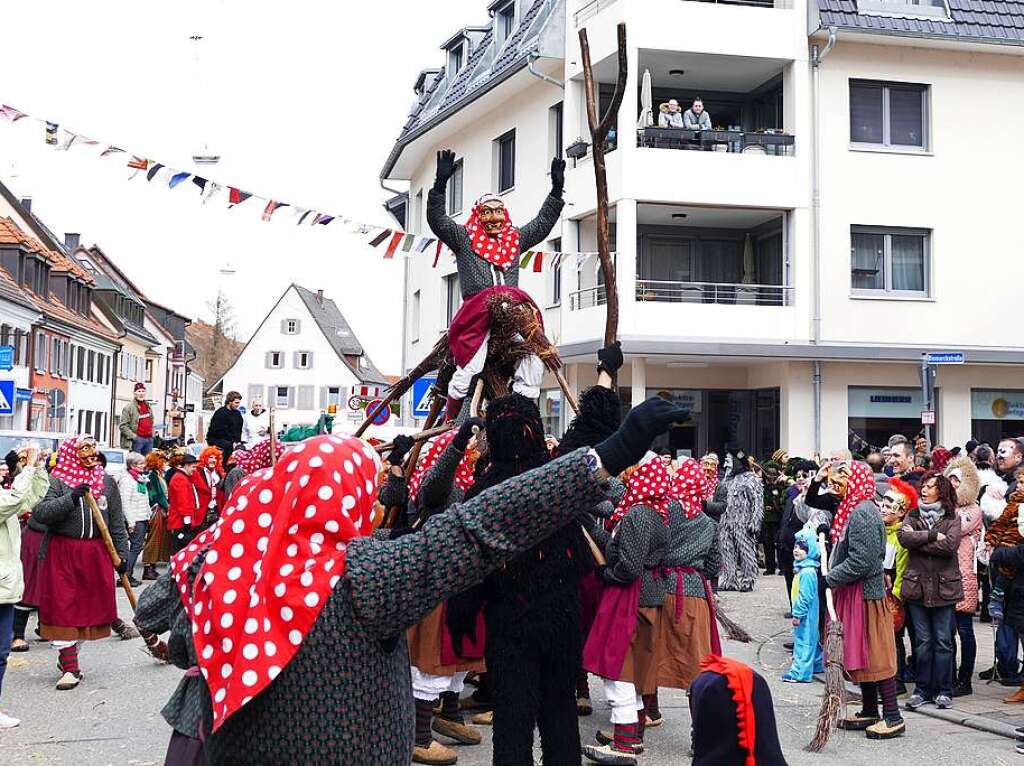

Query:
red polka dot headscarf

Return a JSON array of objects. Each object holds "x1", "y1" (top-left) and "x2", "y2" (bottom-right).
[
  {"x1": 463, "y1": 194, "x2": 521, "y2": 272},
  {"x1": 830, "y1": 460, "x2": 876, "y2": 543},
  {"x1": 170, "y1": 435, "x2": 383, "y2": 731},
  {"x1": 671, "y1": 457, "x2": 707, "y2": 520},
  {"x1": 233, "y1": 439, "x2": 285, "y2": 476},
  {"x1": 50, "y1": 435, "x2": 106, "y2": 496},
  {"x1": 407, "y1": 429, "x2": 478, "y2": 501},
  {"x1": 609, "y1": 453, "x2": 673, "y2": 529}
]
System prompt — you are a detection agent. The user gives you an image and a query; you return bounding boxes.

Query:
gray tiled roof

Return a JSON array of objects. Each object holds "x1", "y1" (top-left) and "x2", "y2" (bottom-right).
[
  {"x1": 293, "y1": 285, "x2": 388, "y2": 385},
  {"x1": 816, "y1": 0, "x2": 1024, "y2": 44},
  {"x1": 383, "y1": 0, "x2": 562, "y2": 178}
]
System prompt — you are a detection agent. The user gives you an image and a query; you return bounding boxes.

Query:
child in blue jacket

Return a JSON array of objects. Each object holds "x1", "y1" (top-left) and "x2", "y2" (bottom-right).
[{"x1": 783, "y1": 527, "x2": 824, "y2": 683}]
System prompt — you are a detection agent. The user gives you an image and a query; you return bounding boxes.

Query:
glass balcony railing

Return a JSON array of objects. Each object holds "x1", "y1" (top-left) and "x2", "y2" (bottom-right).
[{"x1": 637, "y1": 279, "x2": 792, "y2": 306}]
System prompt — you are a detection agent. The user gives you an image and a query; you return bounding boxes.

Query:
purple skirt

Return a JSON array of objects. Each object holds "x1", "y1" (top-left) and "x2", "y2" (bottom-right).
[
  {"x1": 19, "y1": 526, "x2": 46, "y2": 607},
  {"x1": 165, "y1": 731, "x2": 205, "y2": 766},
  {"x1": 582, "y1": 578, "x2": 642, "y2": 679},
  {"x1": 831, "y1": 581, "x2": 870, "y2": 672}
]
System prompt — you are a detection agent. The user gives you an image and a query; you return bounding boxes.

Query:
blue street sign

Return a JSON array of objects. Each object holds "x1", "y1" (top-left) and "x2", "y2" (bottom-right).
[
  {"x1": 15, "y1": 388, "x2": 32, "y2": 402},
  {"x1": 0, "y1": 346, "x2": 14, "y2": 371},
  {"x1": 0, "y1": 380, "x2": 14, "y2": 416},
  {"x1": 925, "y1": 352, "x2": 965, "y2": 365},
  {"x1": 412, "y1": 377, "x2": 438, "y2": 419}
]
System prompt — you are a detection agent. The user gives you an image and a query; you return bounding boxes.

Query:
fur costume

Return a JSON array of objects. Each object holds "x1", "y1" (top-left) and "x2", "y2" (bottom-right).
[
  {"x1": 718, "y1": 455, "x2": 765, "y2": 592},
  {"x1": 452, "y1": 394, "x2": 592, "y2": 766}
]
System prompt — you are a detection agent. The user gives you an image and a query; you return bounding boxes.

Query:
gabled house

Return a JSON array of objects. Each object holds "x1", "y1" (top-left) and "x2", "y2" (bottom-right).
[{"x1": 213, "y1": 284, "x2": 388, "y2": 431}]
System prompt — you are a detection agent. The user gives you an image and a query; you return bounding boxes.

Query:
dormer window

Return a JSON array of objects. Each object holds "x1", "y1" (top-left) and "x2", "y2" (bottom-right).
[
  {"x1": 857, "y1": 0, "x2": 950, "y2": 19},
  {"x1": 496, "y1": 2, "x2": 516, "y2": 43},
  {"x1": 448, "y1": 43, "x2": 465, "y2": 80}
]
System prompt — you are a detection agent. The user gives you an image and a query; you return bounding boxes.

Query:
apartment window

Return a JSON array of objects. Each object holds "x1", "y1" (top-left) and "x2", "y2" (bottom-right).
[
  {"x1": 550, "y1": 102, "x2": 564, "y2": 160},
  {"x1": 282, "y1": 319, "x2": 301, "y2": 335},
  {"x1": 35, "y1": 332, "x2": 47, "y2": 372},
  {"x1": 294, "y1": 351, "x2": 313, "y2": 370},
  {"x1": 411, "y1": 290, "x2": 421, "y2": 343},
  {"x1": 447, "y1": 159, "x2": 464, "y2": 216},
  {"x1": 266, "y1": 351, "x2": 284, "y2": 369},
  {"x1": 274, "y1": 385, "x2": 292, "y2": 409},
  {"x1": 497, "y1": 2, "x2": 516, "y2": 42},
  {"x1": 495, "y1": 130, "x2": 516, "y2": 193},
  {"x1": 857, "y1": 0, "x2": 949, "y2": 19},
  {"x1": 550, "y1": 238, "x2": 562, "y2": 306},
  {"x1": 448, "y1": 43, "x2": 464, "y2": 79},
  {"x1": 146, "y1": 358, "x2": 154, "y2": 383},
  {"x1": 851, "y1": 226, "x2": 930, "y2": 296},
  {"x1": 850, "y1": 80, "x2": 929, "y2": 149},
  {"x1": 444, "y1": 274, "x2": 462, "y2": 326}
]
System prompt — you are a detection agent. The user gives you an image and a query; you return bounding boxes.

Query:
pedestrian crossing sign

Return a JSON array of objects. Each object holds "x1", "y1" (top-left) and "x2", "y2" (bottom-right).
[
  {"x1": 0, "y1": 380, "x2": 14, "y2": 416},
  {"x1": 412, "y1": 377, "x2": 437, "y2": 419}
]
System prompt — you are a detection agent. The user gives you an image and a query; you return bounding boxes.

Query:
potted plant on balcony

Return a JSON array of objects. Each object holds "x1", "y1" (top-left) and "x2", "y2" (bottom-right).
[{"x1": 565, "y1": 137, "x2": 590, "y2": 160}]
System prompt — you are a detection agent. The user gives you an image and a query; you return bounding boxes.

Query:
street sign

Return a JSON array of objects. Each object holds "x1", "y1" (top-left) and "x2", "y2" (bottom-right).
[
  {"x1": 0, "y1": 346, "x2": 14, "y2": 371},
  {"x1": 921, "y1": 411, "x2": 936, "y2": 425},
  {"x1": 15, "y1": 388, "x2": 32, "y2": 402},
  {"x1": 366, "y1": 399, "x2": 390, "y2": 426},
  {"x1": 925, "y1": 352, "x2": 965, "y2": 365},
  {"x1": 0, "y1": 380, "x2": 14, "y2": 416},
  {"x1": 412, "y1": 377, "x2": 438, "y2": 419},
  {"x1": 348, "y1": 395, "x2": 364, "y2": 411}
]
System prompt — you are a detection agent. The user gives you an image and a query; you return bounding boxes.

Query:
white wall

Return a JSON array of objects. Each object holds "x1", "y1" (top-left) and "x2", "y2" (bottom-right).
[{"x1": 221, "y1": 286, "x2": 362, "y2": 428}]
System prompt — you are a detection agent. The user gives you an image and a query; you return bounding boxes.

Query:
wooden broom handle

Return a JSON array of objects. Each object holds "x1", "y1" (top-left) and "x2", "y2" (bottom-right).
[
  {"x1": 818, "y1": 532, "x2": 838, "y2": 622},
  {"x1": 85, "y1": 493, "x2": 138, "y2": 612}
]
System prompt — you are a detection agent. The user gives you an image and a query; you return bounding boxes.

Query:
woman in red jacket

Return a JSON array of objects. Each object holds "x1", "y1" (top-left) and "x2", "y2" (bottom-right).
[
  {"x1": 192, "y1": 446, "x2": 225, "y2": 530},
  {"x1": 167, "y1": 454, "x2": 200, "y2": 553}
]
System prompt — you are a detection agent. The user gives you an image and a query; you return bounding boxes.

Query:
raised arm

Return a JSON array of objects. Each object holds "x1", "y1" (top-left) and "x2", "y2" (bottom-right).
[
  {"x1": 426, "y1": 149, "x2": 466, "y2": 252},
  {"x1": 0, "y1": 465, "x2": 50, "y2": 523},
  {"x1": 517, "y1": 159, "x2": 565, "y2": 252},
  {"x1": 418, "y1": 419, "x2": 482, "y2": 513}
]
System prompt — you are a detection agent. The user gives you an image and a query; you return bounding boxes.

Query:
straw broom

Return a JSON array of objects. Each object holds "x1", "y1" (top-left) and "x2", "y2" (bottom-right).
[
  {"x1": 715, "y1": 599, "x2": 753, "y2": 643},
  {"x1": 806, "y1": 531, "x2": 845, "y2": 753}
]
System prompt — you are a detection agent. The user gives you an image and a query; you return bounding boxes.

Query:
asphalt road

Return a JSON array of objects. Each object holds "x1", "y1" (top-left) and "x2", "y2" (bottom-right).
[{"x1": 0, "y1": 573, "x2": 1019, "y2": 765}]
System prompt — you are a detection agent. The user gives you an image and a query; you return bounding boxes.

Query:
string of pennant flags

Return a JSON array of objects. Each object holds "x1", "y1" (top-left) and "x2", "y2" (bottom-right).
[{"x1": 0, "y1": 102, "x2": 612, "y2": 273}]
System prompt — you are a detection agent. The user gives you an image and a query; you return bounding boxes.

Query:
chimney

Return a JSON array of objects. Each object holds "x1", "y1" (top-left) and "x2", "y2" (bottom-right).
[
  {"x1": 64, "y1": 233, "x2": 80, "y2": 252},
  {"x1": 316, "y1": 289, "x2": 324, "y2": 307},
  {"x1": 20, "y1": 197, "x2": 31, "y2": 212}
]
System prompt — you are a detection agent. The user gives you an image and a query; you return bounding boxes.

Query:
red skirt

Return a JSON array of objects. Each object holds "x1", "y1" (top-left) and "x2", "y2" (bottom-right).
[
  {"x1": 19, "y1": 526, "x2": 46, "y2": 607},
  {"x1": 448, "y1": 286, "x2": 542, "y2": 367},
  {"x1": 37, "y1": 536, "x2": 117, "y2": 641}
]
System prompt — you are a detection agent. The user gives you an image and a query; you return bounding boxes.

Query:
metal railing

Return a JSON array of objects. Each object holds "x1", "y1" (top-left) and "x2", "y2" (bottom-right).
[
  {"x1": 569, "y1": 284, "x2": 608, "y2": 310},
  {"x1": 638, "y1": 128, "x2": 795, "y2": 155},
  {"x1": 636, "y1": 279, "x2": 793, "y2": 306},
  {"x1": 574, "y1": 0, "x2": 621, "y2": 26}
]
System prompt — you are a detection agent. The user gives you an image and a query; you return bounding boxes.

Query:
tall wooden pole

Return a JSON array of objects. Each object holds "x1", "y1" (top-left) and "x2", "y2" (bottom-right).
[{"x1": 579, "y1": 23, "x2": 628, "y2": 354}]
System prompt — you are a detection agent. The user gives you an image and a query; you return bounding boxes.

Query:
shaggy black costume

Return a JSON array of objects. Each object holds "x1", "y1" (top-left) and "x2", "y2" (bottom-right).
[{"x1": 448, "y1": 394, "x2": 593, "y2": 766}]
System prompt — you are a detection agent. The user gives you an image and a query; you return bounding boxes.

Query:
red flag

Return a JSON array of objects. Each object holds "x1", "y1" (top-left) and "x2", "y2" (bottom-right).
[
  {"x1": 229, "y1": 188, "x2": 252, "y2": 207},
  {"x1": 127, "y1": 156, "x2": 148, "y2": 170},
  {"x1": 383, "y1": 231, "x2": 405, "y2": 259},
  {"x1": 261, "y1": 200, "x2": 289, "y2": 221},
  {"x1": 533, "y1": 251, "x2": 545, "y2": 273},
  {"x1": 433, "y1": 240, "x2": 443, "y2": 268}
]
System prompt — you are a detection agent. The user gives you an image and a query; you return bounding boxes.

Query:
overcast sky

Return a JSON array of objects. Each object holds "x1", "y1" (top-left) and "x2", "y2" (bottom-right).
[{"x1": 0, "y1": 0, "x2": 487, "y2": 375}]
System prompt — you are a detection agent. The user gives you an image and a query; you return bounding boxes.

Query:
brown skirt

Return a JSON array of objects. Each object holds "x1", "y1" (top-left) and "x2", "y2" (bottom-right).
[
  {"x1": 615, "y1": 606, "x2": 661, "y2": 695},
  {"x1": 656, "y1": 595, "x2": 712, "y2": 690},
  {"x1": 143, "y1": 510, "x2": 173, "y2": 565},
  {"x1": 38, "y1": 536, "x2": 116, "y2": 641},
  {"x1": 847, "y1": 598, "x2": 898, "y2": 683},
  {"x1": 407, "y1": 604, "x2": 485, "y2": 676}
]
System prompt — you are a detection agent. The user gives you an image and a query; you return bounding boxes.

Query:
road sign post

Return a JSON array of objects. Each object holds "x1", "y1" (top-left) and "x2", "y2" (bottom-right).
[{"x1": 0, "y1": 380, "x2": 15, "y2": 416}]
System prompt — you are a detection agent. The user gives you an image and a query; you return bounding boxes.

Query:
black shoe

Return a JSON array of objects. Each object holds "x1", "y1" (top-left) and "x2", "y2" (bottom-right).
[
  {"x1": 128, "y1": 576, "x2": 143, "y2": 588},
  {"x1": 783, "y1": 612, "x2": 793, "y2": 619},
  {"x1": 783, "y1": 642, "x2": 794, "y2": 651},
  {"x1": 952, "y1": 681, "x2": 973, "y2": 697},
  {"x1": 142, "y1": 565, "x2": 159, "y2": 581},
  {"x1": 980, "y1": 610, "x2": 992, "y2": 624},
  {"x1": 979, "y1": 667, "x2": 995, "y2": 681},
  {"x1": 1001, "y1": 676, "x2": 1024, "y2": 687}
]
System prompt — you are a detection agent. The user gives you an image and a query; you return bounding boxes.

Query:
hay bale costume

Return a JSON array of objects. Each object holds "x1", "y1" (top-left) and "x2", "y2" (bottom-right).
[
  {"x1": 718, "y1": 453, "x2": 764, "y2": 592},
  {"x1": 825, "y1": 461, "x2": 903, "y2": 740},
  {"x1": 424, "y1": 149, "x2": 565, "y2": 419},
  {"x1": 137, "y1": 397, "x2": 684, "y2": 766},
  {"x1": 31, "y1": 436, "x2": 131, "y2": 690}
]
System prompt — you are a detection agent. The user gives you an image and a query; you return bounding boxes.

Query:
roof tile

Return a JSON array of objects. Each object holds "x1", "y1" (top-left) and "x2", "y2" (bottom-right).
[{"x1": 817, "y1": 0, "x2": 1024, "y2": 42}]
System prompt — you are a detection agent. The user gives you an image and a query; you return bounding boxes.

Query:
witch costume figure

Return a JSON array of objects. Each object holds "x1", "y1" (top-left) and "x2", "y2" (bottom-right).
[
  {"x1": 427, "y1": 149, "x2": 565, "y2": 419},
  {"x1": 718, "y1": 451, "x2": 765, "y2": 592}
]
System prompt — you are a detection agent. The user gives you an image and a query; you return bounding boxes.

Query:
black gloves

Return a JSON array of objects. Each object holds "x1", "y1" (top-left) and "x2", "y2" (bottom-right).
[
  {"x1": 445, "y1": 585, "x2": 485, "y2": 658},
  {"x1": 115, "y1": 559, "x2": 128, "y2": 576},
  {"x1": 453, "y1": 417, "x2": 485, "y2": 452},
  {"x1": 71, "y1": 484, "x2": 91, "y2": 502},
  {"x1": 434, "y1": 149, "x2": 457, "y2": 192},
  {"x1": 387, "y1": 435, "x2": 415, "y2": 466},
  {"x1": 594, "y1": 397, "x2": 689, "y2": 477},
  {"x1": 816, "y1": 523, "x2": 830, "y2": 540},
  {"x1": 551, "y1": 157, "x2": 566, "y2": 196},
  {"x1": 597, "y1": 341, "x2": 623, "y2": 377}
]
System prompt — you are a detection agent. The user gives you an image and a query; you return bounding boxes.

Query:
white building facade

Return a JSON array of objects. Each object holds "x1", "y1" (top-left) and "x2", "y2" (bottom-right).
[
  {"x1": 384, "y1": 0, "x2": 1024, "y2": 457},
  {"x1": 215, "y1": 284, "x2": 389, "y2": 432}
]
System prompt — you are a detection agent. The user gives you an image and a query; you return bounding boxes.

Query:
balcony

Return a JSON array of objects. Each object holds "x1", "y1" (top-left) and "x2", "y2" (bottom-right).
[
  {"x1": 637, "y1": 280, "x2": 792, "y2": 305},
  {"x1": 574, "y1": 0, "x2": 791, "y2": 27}
]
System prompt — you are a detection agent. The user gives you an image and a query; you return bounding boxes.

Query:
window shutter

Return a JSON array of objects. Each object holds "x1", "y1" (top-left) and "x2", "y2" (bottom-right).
[
  {"x1": 298, "y1": 385, "x2": 314, "y2": 411},
  {"x1": 319, "y1": 386, "x2": 328, "y2": 409},
  {"x1": 280, "y1": 319, "x2": 288, "y2": 334},
  {"x1": 293, "y1": 319, "x2": 301, "y2": 334},
  {"x1": 288, "y1": 387, "x2": 296, "y2": 409},
  {"x1": 266, "y1": 386, "x2": 274, "y2": 409},
  {"x1": 305, "y1": 352, "x2": 312, "y2": 369}
]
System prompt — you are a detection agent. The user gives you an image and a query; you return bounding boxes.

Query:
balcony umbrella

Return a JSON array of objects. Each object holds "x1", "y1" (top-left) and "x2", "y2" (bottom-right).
[
  {"x1": 637, "y1": 68, "x2": 653, "y2": 128},
  {"x1": 742, "y1": 233, "x2": 756, "y2": 284}
]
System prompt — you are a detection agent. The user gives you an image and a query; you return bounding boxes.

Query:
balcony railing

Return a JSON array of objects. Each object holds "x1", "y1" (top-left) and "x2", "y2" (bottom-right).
[
  {"x1": 575, "y1": 0, "x2": 790, "y2": 25},
  {"x1": 638, "y1": 127, "x2": 795, "y2": 156},
  {"x1": 636, "y1": 279, "x2": 793, "y2": 306},
  {"x1": 569, "y1": 285, "x2": 608, "y2": 310}
]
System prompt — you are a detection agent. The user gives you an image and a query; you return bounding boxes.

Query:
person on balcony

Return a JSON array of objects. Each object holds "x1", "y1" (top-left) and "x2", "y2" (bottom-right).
[
  {"x1": 658, "y1": 99, "x2": 684, "y2": 128},
  {"x1": 683, "y1": 97, "x2": 712, "y2": 131}
]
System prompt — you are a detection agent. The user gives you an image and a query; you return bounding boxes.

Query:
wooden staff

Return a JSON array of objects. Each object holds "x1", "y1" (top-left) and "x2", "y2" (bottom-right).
[
  {"x1": 553, "y1": 369, "x2": 581, "y2": 415},
  {"x1": 85, "y1": 493, "x2": 138, "y2": 611},
  {"x1": 374, "y1": 422, "x2": 456, "y2": 454}
]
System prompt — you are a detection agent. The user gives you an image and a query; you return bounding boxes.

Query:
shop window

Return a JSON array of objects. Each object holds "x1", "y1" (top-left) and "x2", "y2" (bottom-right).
[{"x1": 971, "y1": 390, "x2": 1024, "y2": 446}]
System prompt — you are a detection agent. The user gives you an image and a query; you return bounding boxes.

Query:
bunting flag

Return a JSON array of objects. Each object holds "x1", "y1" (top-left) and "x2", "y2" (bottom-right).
[
  {"x1": 169, "y1": 171, "x2": 192, "y2": 189},
  {"x1": 0, "y1": 99, "x2": 612, "y2": 269}
]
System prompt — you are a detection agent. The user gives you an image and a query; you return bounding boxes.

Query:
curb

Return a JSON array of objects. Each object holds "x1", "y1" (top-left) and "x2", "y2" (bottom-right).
[{"x1": 909, "y1": 705, "x2": 1020, "y2": 740}]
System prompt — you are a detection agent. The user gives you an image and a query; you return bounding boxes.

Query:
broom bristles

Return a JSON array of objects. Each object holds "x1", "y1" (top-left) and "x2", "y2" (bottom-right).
[
  {"x1": 715, "y1": 603, "x2": 752, "y2": 643},
  {"x1": 806, "y1": 621, "x2": 846, "y2": 752}
]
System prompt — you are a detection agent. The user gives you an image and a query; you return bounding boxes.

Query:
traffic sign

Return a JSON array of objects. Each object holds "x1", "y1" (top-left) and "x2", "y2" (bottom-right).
[
  {"x1": 0, "y1": 380, "x2": 14, "y2": 416},
  {"x1": 366, "y1": 399, "x2": 390, "y2": 426},
  {"x1": 925, "y1": 352, "x2": 965, "y2": 365},
  {"x1": 0, "y1": 346, "x2": 14, "y2": 371},
  {"x1": 921, "y1": 411, "x2": 936, "y2": 425},
  {"x1": 412, "y1": 377, "x2": 437, "y2": 419},
  {"x1": 15, "y1": 388, "x2": 32, "y2": 402}
]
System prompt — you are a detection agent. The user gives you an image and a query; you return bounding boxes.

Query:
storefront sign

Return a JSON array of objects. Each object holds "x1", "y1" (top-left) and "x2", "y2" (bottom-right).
[
  {"x1": 972, "y1": 390, "x2": 1024, "y2": 421},
  {"x1": 649, "y1": 389, "x2": 703, "y2": 415},
  {"x1": 849, "y1": 387, "x2": 925, "y2": 419}
]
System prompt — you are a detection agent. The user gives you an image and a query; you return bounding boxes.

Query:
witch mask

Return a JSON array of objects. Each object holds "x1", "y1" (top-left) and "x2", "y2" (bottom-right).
[
  {"x1": 77, "y1": 438, "x2": 99, "y2": 469},
  {"x1": 478, "y1": 199, "x2": 507, "y2": 237},
  {"x1": 827, "y1": 461, "x2": 852, "y2": 497}
]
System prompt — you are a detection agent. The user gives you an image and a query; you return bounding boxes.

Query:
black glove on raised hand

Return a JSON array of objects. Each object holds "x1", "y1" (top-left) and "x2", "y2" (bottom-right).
[
  {"x1": 550, "y1": 157, "x2": 566, "y2": 196},
  {"x1": 453, "y1": 417, "x2": 485, "y2": 451},
  {"x1": 71, "y1": 484, "x2": 91, "y2": 503},
  {"x1": 434, "y1": 150, "x2": 457, "y2": 191},
  {"x1": 115, "y1": 559, "x2": 128, "y2": 576},
  {"x1": 595, "y1": 397, "x2": 689, "y2": 477},
  {"x1": 387, "y1": 435, "x2": 415, "y2": 466},
  {"x1": 597, "y1": 341, "x2": 623, "y2": 376},
  {"x1": 816, "y1": 523, "x2": 831, "y2": 540}
]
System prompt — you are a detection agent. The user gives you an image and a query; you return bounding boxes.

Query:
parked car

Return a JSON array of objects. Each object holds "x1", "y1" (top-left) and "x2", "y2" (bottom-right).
[
  {"x1": 0, "y1": 430, "x2": 66, "y2": 459},
  {"x1": 99, "y1": 447, "x2": 129, "y2": 477}
]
